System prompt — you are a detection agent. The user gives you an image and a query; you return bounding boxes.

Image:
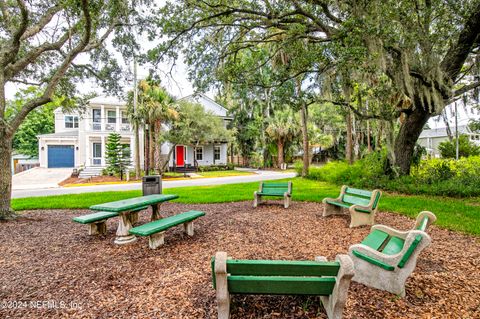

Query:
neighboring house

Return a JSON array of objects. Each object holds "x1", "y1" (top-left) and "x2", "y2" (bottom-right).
[
  {"x1": 37, "y1": 93, "x2": 231, "y2": 175},
  {"x1": 417, "y1": 125, "x2": 480, "y2": 157},
  {"x1": 11, "y1": 153, "x2": 39, "y2": 174}
]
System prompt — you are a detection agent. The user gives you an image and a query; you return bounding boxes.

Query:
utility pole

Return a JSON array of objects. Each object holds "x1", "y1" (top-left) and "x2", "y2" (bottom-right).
[
  {"x1": 455, "y1": 101, "x2": 459, "y2": 160},
  {"x1": 133, "y1": 57, "x2": 141, "y2": 179}
]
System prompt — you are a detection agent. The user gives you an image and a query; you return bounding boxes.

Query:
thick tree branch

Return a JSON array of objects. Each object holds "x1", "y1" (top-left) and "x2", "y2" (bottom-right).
[
  {"x1": 440, "y1": 2, "x2": 480, "y2": 81},
  {"x1": 8, "y1": 0, "x2": 92, "y2": 134},
  {"x1": 20, "y1": 5, "x2": 62, "y2": 40},
  {"x1": 1, "y1": 0, "x2": 28, "y2": 67}
]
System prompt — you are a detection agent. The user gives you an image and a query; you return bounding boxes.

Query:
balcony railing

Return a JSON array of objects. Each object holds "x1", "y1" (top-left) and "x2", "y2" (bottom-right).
[
  {"x1": 89, "y1": 122, "x2": 132, "y2": 132},
  {"x1": 92, "y1": 123, "x2": 101, "y2": 131}
]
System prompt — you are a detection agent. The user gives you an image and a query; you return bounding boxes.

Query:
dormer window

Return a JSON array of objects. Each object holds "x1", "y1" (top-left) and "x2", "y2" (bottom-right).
[{"x1": 65, "y1": 115, "x2": 79, "y2": 128}]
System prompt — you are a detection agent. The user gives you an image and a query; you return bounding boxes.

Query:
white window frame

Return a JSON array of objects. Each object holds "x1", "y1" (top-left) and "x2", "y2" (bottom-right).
[
  {"x1": 214, "y1": 146, "x2": 221, "y2": 161},
  {"x1": 121, "y1": 111, "x2": 129, "y2": 124},
  {"x1": 195, "y1": 146, "x2": 203, "y2": 161},
  {"x1": 65, "y1": 115, "x2": 78, "y2": 128},
  {"x1": 107, "y1": 110, "x2": 116, "y2": 124}
]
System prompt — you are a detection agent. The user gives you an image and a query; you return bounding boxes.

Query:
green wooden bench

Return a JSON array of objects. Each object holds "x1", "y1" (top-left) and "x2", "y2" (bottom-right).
[
  {"x1": 129, "y1": 210, "x2": 205, "y2": 249},
  {"x1": 322, "y1": 185, "x2": 382, "y2": 227},
  {"x1": 212, "y1": 252, "x2": 354, "y2": 319},
  {"x1": 72, "y1": 206, "x2": 148, "y2": 235},
  {"x1": 348, "y1": 211, "x2": 436, "y2": 297},
  {"x1": 253, "y1": 181, "x2": 292, "y2": 208}
]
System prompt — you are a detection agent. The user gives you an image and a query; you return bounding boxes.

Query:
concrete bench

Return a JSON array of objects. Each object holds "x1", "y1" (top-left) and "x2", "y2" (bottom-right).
[
  {"x1": 212, "y1": 251, "x2": 354, "y2": 319},
  {"x1": 253, "y1": 181, "x2": 292, "y2": 208},
  {"x1": 348, "y1": 211, "x2": 436, "y2": 296},
  {"x1": 129, "y1": 210, "x2": 205, "y2": 249},
  {"x1": 323, "y1": 185, "x2": 382, "y2": 227},
  {"x1": 72, "y1": 206, "x2": 148, "y2": 235}
]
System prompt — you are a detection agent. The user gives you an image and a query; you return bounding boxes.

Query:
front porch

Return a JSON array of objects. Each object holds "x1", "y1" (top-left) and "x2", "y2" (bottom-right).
[
  {"x1": 84, "y1": 134, "x2": 137, "y2": 168},
  {"x1": 170, "y1": 143, "x2": 228, "y2": 171}
]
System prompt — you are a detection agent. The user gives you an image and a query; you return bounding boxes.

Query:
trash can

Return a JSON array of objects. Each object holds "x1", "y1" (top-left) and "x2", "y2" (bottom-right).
[{"x1": 142, "y1": 175, "x2": 162, "y2": 195}]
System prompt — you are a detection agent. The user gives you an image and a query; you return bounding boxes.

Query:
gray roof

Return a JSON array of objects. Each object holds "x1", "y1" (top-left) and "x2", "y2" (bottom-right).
[
  {"x1": 419, "y1": 125, "x2": 471, "y2": 139},
  {"x1": 37, "y1": 131, "x2": 79, "y2": 138}
]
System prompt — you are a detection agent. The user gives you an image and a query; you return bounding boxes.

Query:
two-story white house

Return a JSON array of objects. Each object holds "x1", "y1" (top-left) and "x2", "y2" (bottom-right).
[{"x1": 37, "y1": 93, "x2": 230, "y2": 175}]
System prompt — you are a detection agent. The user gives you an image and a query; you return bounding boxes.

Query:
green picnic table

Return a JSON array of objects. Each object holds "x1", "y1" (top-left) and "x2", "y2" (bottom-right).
[{"x1": 89, "y1": 194, "x2": 179, "y2": 245}]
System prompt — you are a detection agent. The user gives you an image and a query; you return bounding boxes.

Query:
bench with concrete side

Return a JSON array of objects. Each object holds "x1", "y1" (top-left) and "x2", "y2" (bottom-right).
[
  {"x1": 348, "y1": 211, "x2": 436, "y2": 297},
  {"x1": 72, "y1": 206, "x2": 148, "y2": 235},
  {"x1": 212, "y1": 251, "x2": 354, "y2": 319},
  {"x1": 323, "y1": 185, "x2": 382, "y2": 227},
  {"x1": 253, "y1": 181, "x2": 293, "y2": 208},
  {"x1": 129, "y1": 210, "x2": 205, "y2": 249}
]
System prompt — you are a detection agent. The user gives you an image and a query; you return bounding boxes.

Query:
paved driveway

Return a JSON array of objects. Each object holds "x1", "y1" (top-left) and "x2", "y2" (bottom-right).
[{"x1": 12, "y1": 167, "x2": 72, "y2": 190}]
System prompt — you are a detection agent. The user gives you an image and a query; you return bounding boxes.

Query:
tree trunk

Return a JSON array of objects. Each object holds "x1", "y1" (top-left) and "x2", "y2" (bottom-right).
[
  {"x1": 394, "y1": 108, "x2": 430, "y2": 175},
  {"x1": 134, "y1": 121, "x2": 141, "y2": 179},
  {"x1": 299, "y1": 102, "x2": 309, "y2": 177},
  {"x1": 149, "y1": 124, "x2": 154, "y2": 174},
  {"x1": 367, "y1": 120, "x2": 372, "y2": 152},
  {"x1": 0, "y1": 134, "x2": 16, "y2": 220},
  {"x1": 277, "y1": 140, "x2": 284, "y2": 168},
  {"x1": 346, "y1": 111, "x2": 353, "y2": 164},
  {"x1": 154, "y1": 119, "x2": 161, "y2": 173},
  {"x1": 144, "y1": 124, "x2": 150, "y2": 175}
]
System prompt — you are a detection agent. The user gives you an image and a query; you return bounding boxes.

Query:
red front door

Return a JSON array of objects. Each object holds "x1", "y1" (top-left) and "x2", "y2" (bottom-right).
[{"x1": 176, "y1": 145, "x2": 184, "y2": 166}]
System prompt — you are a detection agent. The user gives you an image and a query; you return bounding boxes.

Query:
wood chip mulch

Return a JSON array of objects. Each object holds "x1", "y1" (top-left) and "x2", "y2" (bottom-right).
[{"x1": 0, "y1": 201, "x2": 479, "y2": 318}]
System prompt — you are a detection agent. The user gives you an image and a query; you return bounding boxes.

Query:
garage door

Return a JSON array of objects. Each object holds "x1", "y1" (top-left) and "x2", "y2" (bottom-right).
[{"x1": 48, "y1": 145, "x2": 75, "y2": 168}]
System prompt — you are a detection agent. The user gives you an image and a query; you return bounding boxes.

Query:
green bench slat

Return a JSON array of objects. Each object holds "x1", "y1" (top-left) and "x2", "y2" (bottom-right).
[
  {"x1": 258, "y1": 191, "x2": 288, "y2": 196},
  {"x1": 417, "y1": 217, "x2": 429, "y2": 231},
  {"x1": 398, "y1": 235, "x2": 423, "y2": 268},
  {"x1": 129, "y1": 210, "x2": 205, "y2": 236},
  {"x1": 89, "y1": 194, "x2": 179, "y2": 212},
  {"x1": 361, "y1": 229, "x2": 389, "y2": 250},
  {"x1": 342, "y1": 195, "x2": 370, "y2": 206},
  {"x1": 345, "y1": 187, "x2": 372, "y2": 198},
  {"x1": 227, "y1": 276, "x2": 336, "y2": 295},
  {"x1": 325, "y1": 200, "x2": 351, "y2": 209},
  {"x1": 226, "y1": 259, "x2": 340, "y2": 277},
  {"x1": 261, "y1": 183, "x2": 290, "y2": 187},
  {"x1": 72, "y1": 211, "x2": 119, "y2": 224},
  {"x1": 382, "y1": 236, "x2": 405, "y2": 255},
  {"x1": 351, "y1": 250, "x2": 395, "y2": 271}
]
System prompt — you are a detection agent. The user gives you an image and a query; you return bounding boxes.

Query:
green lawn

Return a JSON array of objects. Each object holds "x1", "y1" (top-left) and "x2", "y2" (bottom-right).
[{"x1": 11, "y1": 177, "x2": 480, "y2": 236}]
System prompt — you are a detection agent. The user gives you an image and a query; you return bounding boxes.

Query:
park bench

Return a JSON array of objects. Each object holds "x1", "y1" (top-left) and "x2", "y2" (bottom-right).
[
  {"x1": 211, "y1": 251, "x2": 354, "y2": 319},
  {"x1": 322, "y1": 185, "x2": 382, "y2": 227},
  {"x1": 253, "y1": 181, "x2": 292, "y2": 208},
  {"x1": 348, "y1": 211, "x2": 436, "y2": 297},
  {"x1": 72, "y1": 206, "x2": 148, "y2": 235},
  {"x1": 129, "y1": 210, "x2": 205, "y2": 249}
]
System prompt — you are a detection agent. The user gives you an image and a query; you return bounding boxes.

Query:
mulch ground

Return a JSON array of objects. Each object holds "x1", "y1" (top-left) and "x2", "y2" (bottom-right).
[{"x1": 1, "y1": 201, "x2": 479, "y2": 319}]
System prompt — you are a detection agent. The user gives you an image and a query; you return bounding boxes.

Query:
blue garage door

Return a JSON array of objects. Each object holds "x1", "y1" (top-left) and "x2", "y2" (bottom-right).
[{"x1": 48, "y1": 145, "x2": 75, "y2": 168}]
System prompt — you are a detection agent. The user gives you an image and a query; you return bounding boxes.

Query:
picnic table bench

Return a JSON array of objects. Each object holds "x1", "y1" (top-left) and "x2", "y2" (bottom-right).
[
  {"x1": 323, "y1": 185, "x2": 382, "y2": 227},
  {"x1": 129, "y1": 210, "x2": 205, "y2": 249},
  {"x1": 212, "y1": 251, "x2": 354, "y2": 319},
  {"x1": 348, "y1": 211, "x2": 436, "y2": 296},
  {"x1": 73, "y1": 194, "x2": 178, "y2": 244},
  {"x1": 253, "y1": 181, "x2": 292, "y2": 208}
]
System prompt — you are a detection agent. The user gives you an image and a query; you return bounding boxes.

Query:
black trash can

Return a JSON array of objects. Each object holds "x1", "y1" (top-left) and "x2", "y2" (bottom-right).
[{"x1": 142, "y1": 175, "x2": 162, "y2": 195}]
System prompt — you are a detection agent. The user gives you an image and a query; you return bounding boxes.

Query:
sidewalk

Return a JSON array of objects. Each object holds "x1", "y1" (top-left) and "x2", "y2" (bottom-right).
[{"x1": 12, "y1": 167, "x2": 72, "y2": 190}]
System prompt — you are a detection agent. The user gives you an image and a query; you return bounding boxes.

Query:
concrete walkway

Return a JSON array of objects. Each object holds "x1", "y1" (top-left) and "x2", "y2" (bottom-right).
[
  {"x1": 12, "y1": 167, "x2": 72, "y2": 190},
  {"x1": 12, "y1": 170, "x2": 296, "y2": 198}
]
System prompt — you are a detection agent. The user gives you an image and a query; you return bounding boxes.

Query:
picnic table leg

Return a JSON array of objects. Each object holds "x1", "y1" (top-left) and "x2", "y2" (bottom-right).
[
  {"x1": 184, "y1": 221, "x2": 194, "y2": 236},
  {"x1": 114, "y1": 212, "x2": 137, "y2": 245},
  {"x1": 151, "y1": 203, "x2": 162, "y2": 221}
]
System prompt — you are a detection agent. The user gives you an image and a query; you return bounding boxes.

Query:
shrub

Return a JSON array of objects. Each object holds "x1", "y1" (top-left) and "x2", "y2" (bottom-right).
[
  {"x1": 304, "y1": 151, "x2": 480, "y2": 197},
  {"x1": 438, "y1": 134, "x2": 480, "y2": 158},
  {"x1": 198, "y1": 164, "x2": 234, "y2": 172}
]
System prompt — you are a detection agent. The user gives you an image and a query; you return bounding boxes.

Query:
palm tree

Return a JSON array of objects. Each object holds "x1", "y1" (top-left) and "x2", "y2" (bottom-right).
[{"x1": 266, "y1": 109, "x2": 299, "y2": 168}]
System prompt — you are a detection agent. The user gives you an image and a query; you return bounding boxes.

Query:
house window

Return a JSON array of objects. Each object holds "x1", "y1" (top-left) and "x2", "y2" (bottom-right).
[
  {"x1": 214, "y1": 146, "x2": 221, "y2": 161},
  {"x1": 195, "y1": 147, "x2": 203, "y2": 161},
  {"x1": 121, "y1": 111, "x2": 129, "y2": 124},
  {"x1": 65, "y1": 115, "x2": 78, "y2": 128},
  {"x1": 92, "y1": 109, "x2": 101, "y2": 123},
  {"x1": 107, "y1": 110, "x2": 116, "y2": 123}
]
